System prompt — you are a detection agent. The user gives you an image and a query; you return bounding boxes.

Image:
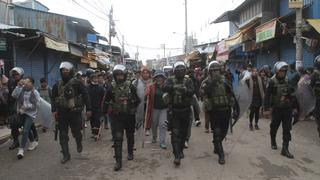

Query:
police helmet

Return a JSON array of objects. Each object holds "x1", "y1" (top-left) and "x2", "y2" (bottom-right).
[
  {"x1": 173, "y1": 61, "x2": 186, "y2": 72},
  {"x1": 85, "y1": 68, "x2": 95, "y2": 77},
  {"x1": 10, "y1": 67, "x2": 24, "y2": 76},
  {"x1": 100, "y1": 70, "x2": 106, "y2": 76},
  {"x1": 59, "y1": 61, "x2": 74, "y2": 71},
  {"x1": 208, "y1": 61, "x2": 221, "y2": 71},
  {"x1": 274, "y1": 61, "x2": 288, "y2": 72},
  {"x1": 113, "y1": 64, "x2": 127, "y2": 81},
  {"x1": 59, "y1": 61, "x2": 75, "y2": 77},
  {"x1": 314, "y1": 55, "x2": 320, "y2": 69},
  {"x1": 75, "y1": 71, "x2": 83, "y2": 78}
]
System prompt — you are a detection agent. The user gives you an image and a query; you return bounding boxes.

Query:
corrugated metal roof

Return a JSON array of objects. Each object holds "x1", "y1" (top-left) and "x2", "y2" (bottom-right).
[
  {"x1": 12, "y1": 3, "x2": 96, "y2": 41},
  {"x1": 212, "y1": 0, "x2": 256, "y2": 24}
]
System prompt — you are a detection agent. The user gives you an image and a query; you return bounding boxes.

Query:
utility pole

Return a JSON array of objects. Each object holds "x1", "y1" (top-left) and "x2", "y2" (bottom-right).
[
  {"x1": 135, "y1": 46, "x2": 139, "y2": 61},
  {"x1": 163, "y1": 44, "x2": 166, "y2": 59},
  {"x1": 121, "y1": 35, "x2": 125, "y2": 64},
  {"x1": 184, "y1": 0, "x2": 188, "y2": 54},
  {"x1": 108, "y1": 6, "x2": 115, "y2": 54},
  {"x1": 295, "y1": 8, "x2": 303, "y2": 70},
  {"x1": 289, "y1": 0, "x2": 304, "y2": 70},
  {"x1": 5, "y1": 0, "x2": 12, "y2": 25}
]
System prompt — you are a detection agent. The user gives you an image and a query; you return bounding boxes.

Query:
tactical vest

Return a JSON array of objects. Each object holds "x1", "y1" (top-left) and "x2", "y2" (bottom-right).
[
  {"x1": 172, "y1": 76, "x2": 193, "y2": 107},
  {"x1": 56, "y1": 79, "x2": 83, "y2": 111},
  {"x1": 313, "y1": 70, "x2": 320, "y2": 97},
  {"x1": 111, "y1": 81, "x2": 134, "y2": 113},
  {"x1": 270, "y1": 76, "x2": 291, "y2": 108},
  {"x1": 207, "y1": 76, "x2": 230, "y2": 108}
]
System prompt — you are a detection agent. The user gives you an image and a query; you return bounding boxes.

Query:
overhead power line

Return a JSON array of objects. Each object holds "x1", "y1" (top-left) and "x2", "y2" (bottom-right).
[
  {"x1": 124, "y1": 43, "x2": 183, "y2": 51},
  {"x1": 82, "y1": 0, "x2": 108, "y2": 17},
  {"x1": 71, "y1": 0, "x2": 107, "y2": 21}
]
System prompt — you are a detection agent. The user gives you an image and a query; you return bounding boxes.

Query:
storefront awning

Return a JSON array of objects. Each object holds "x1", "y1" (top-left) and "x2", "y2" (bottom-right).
[
  {"x1": 69, "y1": 44, "x2": 84, "y2": 57},
  {"x1": 255, "y1": 18, "x2": 278, "y2": 43},
  {"x1": 307, "y1": 19, "x2": 320, "y2": 34},
  {"x1": 44, "y1": 36, "x2": 69, "y2": 52},
  {"x1": 225, "y1": 21, "x2": 258, "y2": 47}
]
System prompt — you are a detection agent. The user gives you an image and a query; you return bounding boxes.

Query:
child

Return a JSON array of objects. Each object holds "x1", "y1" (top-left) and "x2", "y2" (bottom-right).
[{"x1": 12, "y1": 77, "x2": 40, "y2": 159}]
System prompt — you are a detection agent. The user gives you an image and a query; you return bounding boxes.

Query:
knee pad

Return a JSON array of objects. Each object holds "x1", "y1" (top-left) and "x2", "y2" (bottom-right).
[
  {"x1": 114, "y1": 132, "x2": 123, "y2": 142},
  {"x1": 59, "y1": 131, "x2": 69, "y2": 140},
  {"x1": 214, "y1": 128, "x2": 223, "y2": 142}
]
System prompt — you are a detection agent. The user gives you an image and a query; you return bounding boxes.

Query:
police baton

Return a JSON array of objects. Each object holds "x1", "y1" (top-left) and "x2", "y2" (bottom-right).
[{"x1": 54, "y1": 121, "x2": 59, "y2": 141}]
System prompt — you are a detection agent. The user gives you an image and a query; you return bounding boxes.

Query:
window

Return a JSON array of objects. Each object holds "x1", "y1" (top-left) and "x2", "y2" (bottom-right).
[{"x1": 304, "y1": 0, "x2": 313, "y2": 6}]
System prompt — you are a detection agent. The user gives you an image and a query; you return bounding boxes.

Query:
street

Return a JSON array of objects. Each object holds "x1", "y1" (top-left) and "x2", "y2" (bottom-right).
[{"x1": 0, "y1": 114, "x2": 320, "y2": 180}]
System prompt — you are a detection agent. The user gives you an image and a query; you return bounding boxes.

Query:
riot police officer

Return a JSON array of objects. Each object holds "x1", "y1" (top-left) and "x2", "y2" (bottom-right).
[
  {"x1": 264, "y1": 61, "x2": 297, "y2": 159},
  {"x1": 200, "y1": 61, "x2": 237, "y2": 165},
  {"x1": 51, "y1": 61, "x2": 92, "y2": 164},
  {"x1": 104, "y1": 64, "x2": 139, "y2": 171},
  {"x1": 310, "y1": 55, "x2": 320, "y2": 138},
  {"x1": 162, "y1": 62, "x2": 195, "y2": 166}
]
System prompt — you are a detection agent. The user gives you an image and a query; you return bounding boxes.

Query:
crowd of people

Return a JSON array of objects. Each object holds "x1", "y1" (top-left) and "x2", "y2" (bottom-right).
[{"x1": 0, "y1": 52, "x2": 320, "y2": 172}]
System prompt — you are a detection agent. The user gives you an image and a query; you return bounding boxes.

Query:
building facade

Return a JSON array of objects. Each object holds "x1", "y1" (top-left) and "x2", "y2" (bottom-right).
[{"x1": 213, "y1": 0, "x2": 320, "y2": 73}]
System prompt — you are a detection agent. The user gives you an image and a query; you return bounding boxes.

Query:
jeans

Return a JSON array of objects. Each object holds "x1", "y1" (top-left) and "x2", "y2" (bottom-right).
[
  {"x1": 151, "y1": 108, "x2": 167, "y2": 144},
  {"x1": 20, "y1": 114, "x2": 34, "y2": 149}
]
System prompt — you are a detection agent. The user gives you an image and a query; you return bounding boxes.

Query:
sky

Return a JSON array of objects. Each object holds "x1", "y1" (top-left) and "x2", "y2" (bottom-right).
[{"x1": 14, "y1": 0, "x2": 244, "y2": 60}]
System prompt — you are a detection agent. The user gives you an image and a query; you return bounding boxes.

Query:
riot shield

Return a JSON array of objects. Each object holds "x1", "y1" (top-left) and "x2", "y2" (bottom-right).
[
  {"x1": 296, "y1": 76, "x2": 316, "y2": 120},
  {"x1": 234, "y1": 79, "x2": 252, "y2": 120},
  {"x1": 35, "y1": 98, "x2": 54, "y2": 129}
]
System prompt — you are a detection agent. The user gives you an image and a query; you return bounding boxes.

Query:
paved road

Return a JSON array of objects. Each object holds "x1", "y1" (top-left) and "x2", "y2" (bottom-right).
[{"x1": 0, "y1": 114, "x2": 319, "y2": 180}]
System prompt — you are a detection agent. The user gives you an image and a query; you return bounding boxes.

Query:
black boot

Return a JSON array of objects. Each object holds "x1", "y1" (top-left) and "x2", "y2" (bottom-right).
[
  {"x1": 76, "y1": 136, "x2": 83, "y2": 153},
  {"x1": 271, "y1": 135, "x2": 277, "y2": 150},
  {"x1": 127, "y1": 135, "x2": 134, "y2": 161},
  {"x1": 249, "y1": 123, "x2": 254, "y2": 131},
  {"x1": 127, "y1": 153, "x2": 134, "y2": 161},
  {"x1": 180, "y1": 151, "x2": 184, "y2": 159},
  {"x1": 213, "y1": 142, "x2": 218, "y2": 154},
  {"x1": 216, "y1": 143, "x2": 225, "y2": 165},
  {"x1": 77, "y1": 141, "x2": 83, "y2": 153},
  {"x1": 114, "y1": 143, "x2": 122, "y2": 171},
  {"x1": 60, "y1": 142, "x2": 70, "y2": 164},
  {"x1": 180, "y1": 142, "x2": 185, "y2": 159},
  {"x1": 114, "y1": 161, "x2": 122, "y2": 171},
  {"x1": 127, "y1": 144, "x2": 134, "y2": 161},
  {"x1": 174, "y1": 157, "x2": 181, "y2": 166},
  {"x1": 172, "y1": 142, "x2": 181, "y2": 166},
  {"x1": 281, "y1": 142, "x2": 294, "y2": 159},
  {"x1": 9, "y1": 139, "x2": 19, "y2": 150}
]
